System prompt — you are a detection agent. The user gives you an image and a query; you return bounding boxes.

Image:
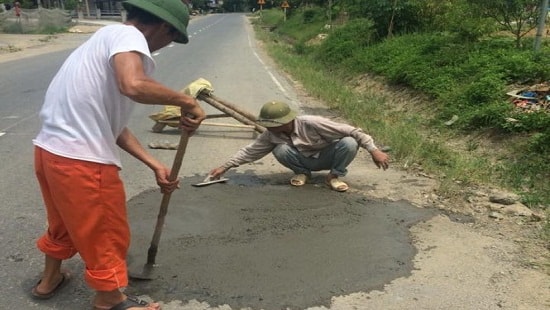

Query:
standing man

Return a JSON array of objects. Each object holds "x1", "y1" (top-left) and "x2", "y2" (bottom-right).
[
  {"x1": 31, "y1": 0, "x2": 205, "y2": 309},
  {"x1": 14, "y1": 1, "x2": 21, "y2": 21},
  {"x1": 209, "y1": 101, "x2": 389, "y2": 192}
]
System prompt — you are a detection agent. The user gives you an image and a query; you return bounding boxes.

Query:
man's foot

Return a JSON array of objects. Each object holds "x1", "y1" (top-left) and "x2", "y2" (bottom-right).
[
  {"x1": 290, "y1": 174, "x2": 308, "y2": 186},
  {"x1": 93, "y1": 295, "x2": 161, "y2": 310},
  {"x1": 31, "y1": 270, "x2": 71, "y2": 299},
  {"x1": 325, "y1": 177, "x2": 349, "y2": 192}
]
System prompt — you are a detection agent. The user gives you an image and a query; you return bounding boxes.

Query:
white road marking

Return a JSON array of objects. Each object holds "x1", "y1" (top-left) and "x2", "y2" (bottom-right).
[
  {"x1": 0, "y1": 113, "x2": 37, "y2": 135},
  {"x1": 248, "y1": 31, "x2": 289, "y2": 97}
]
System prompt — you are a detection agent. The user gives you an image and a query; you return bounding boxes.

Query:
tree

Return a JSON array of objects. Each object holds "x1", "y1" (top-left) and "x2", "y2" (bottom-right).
[
  {"x1": 467, "y1": 0, "x2": 542, "y2": 48},
  {"x1": 337, "y1": 0, "x2": 425, "y2": 38}
]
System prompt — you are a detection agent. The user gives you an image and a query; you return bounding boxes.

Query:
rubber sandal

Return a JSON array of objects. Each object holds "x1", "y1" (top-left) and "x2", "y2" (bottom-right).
[
  {"x1": 290, "y1": 174, "x2": 308, "y2": 186},
  {"x1": 95, "y1": 295, "x2": 158, "y2": 310},
  {"x1": 31, "y1": 270, "x2": 71, "y2": 300},
  {"x1": 326, "y1": 178, "x2": 349, "y2": 192}
]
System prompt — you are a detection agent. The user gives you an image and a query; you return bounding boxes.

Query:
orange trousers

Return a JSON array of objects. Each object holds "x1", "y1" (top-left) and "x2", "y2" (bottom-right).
[{"x1": 34, "y1": 147, "x2": 130, "y2": 291}]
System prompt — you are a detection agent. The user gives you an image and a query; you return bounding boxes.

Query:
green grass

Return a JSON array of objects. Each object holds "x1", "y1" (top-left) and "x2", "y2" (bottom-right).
[{"x1": 251, "y1": 9, "x2": 550, "y2": 215}]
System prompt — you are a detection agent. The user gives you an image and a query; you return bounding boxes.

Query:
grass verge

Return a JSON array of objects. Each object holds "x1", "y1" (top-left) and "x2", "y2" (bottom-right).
[{"x1": 250, "y1": 10, "x2": 549, "y2": 240}]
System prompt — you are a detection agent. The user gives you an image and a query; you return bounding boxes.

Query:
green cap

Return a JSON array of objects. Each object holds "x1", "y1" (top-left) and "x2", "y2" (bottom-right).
[
  {"x1": 256, "y1": 101, "x2": 298, "y2": 127},
  {"x1": 123, "y1": 0, "x2": 190, "y2": 44}
]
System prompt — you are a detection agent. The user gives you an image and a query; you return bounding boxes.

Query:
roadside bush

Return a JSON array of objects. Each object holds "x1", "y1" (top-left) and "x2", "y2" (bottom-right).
[
  {"x1": 3, "y1": 20, "x2": 23, "y2": 33},
  {"x1": 504, "y1": 110, "x2": 550, "y2": 133},
  {"x1": 463, "y1": 73, "x2": 505, "y2": 104},
  {"x1": 527, "y1": 130, "x2": 550, "y2": 153},
  {"x1": 499, "y1": 149, "x2": 550, "y2": 207},
  {"x1": 273, "y1": 8, "x2": 325, "y2": 43},
  {"x1": 314, "y1": 18, "x2": 376, "y2": 68},
  {"x1": 461, "y1": 101, "x2": 513, "y2": 129},
  {"x1": 303, "y1": 8, "x2": 319, "y2": 23}
]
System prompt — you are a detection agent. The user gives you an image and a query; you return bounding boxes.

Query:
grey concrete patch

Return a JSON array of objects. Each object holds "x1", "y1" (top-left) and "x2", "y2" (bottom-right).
[{"x1": 126, "y1": 174, "x2": 437, "y2": 310}]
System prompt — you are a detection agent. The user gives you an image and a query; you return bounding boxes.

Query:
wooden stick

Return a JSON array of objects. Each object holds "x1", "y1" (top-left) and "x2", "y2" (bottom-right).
[
  {"x1": 205, "y1": 93, "x2": 259, "y2": 122},
  {"x1": 146, "y1": 130, "x2": 189, "y2": 265},
  {"x1": 202, "y1": 122, "x2": 255, "y2": 129},
  {"x1": 197, "y1": 92, "x2": 266, "y2": 133}
]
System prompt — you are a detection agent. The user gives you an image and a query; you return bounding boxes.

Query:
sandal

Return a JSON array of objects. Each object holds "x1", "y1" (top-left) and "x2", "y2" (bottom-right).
[
  {"x1": 290, "y1": 174, "x2": 308, "y2": 186},
  {"x1": 31, "y1": 270, "x2": 71, "y2": 300},
  {"x1": 326, "y1": 178, "x2": 349, "y2": 192},
  {"x1": 94, "y1": 295, "x2": 159, "y2": 310}
]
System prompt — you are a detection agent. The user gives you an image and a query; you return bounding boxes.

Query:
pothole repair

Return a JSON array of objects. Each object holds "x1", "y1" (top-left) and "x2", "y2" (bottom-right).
[{"x1": 126, "y1": 175, "x2": 437, "y2": 310}]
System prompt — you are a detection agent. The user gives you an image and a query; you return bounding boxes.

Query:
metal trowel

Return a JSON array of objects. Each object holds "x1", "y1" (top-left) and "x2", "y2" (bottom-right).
[{"x1": 192, "y1": 175, "x2": 229, "y2": 187}]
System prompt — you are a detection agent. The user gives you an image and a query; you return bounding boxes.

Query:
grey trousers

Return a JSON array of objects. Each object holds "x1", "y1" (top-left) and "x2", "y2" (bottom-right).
[{"x1": 272, "y1": 137, "x2": 359, "y2": 177}]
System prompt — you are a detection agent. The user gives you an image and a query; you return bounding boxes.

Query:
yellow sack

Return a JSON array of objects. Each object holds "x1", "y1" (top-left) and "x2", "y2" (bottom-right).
[{"x1": 148, "y1": 78, "x2": 214, "y2": 123}]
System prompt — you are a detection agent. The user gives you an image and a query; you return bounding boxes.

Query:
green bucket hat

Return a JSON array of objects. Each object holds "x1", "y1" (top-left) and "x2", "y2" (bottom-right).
[
  {"x1": 256, "y1": 101, "x2": 298, "y2": 127},
  {"x1": 123, "y1": 0, "x2": 190, "y2": 44}
]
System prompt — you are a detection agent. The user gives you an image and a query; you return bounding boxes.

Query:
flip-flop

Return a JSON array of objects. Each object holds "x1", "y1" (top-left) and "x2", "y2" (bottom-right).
[
  {"x1": 94, "y1": 295, "x2": 159, "y2": 310},
  {"x1": 31, "y1": 270, "x2": 71, "y2": 300},
  {"x1": 290, "y1": 174, "x2": 308, "y2": 186},
  {"x1": 326, "y1": 178, "x2": 349, "y2": 192}
]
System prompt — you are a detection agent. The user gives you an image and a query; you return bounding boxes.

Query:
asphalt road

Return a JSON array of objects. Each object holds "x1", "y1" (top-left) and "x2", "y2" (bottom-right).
[{"x1": 0, "y1": 13, "x2": 548, "y2": 310}]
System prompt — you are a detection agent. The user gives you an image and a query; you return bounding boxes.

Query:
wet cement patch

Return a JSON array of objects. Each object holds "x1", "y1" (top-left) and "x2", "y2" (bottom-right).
[{"x1": 126, "y1": 175, "x2": 437, "y2": 310}]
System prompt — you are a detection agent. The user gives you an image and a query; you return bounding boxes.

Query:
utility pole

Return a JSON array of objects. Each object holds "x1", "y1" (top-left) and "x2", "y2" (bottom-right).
[{"x1": 534, "y1": 0, "x2": 549, "y2": 52}]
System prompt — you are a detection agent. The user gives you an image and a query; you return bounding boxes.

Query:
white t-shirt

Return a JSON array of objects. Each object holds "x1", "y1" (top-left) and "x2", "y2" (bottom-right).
[{"x1": 33, "y1": 24, "x2": 155, "y2": 168}]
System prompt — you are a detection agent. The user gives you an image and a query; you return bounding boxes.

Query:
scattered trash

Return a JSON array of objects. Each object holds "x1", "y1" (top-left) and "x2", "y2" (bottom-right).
[
  {"x1": 507, "y1": 83, "x2": 550, "y2": 112},
  {"x1": 444, "y1": 115, "x2": 459, "y2": 126}
]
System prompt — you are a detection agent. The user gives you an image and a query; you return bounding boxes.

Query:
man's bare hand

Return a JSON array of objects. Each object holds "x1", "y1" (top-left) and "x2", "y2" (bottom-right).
[
  {"x1": 370, "y1": 149, "x2": 389, "y2": 170},
  {"x1": 208, "y1": 167, "x2": 227, "y2": 180},
  {"x1": 180, "y1": 102, "x2": 206, "y2": 133},
  {"x1": 154, "y1": 165, "x2": 180, "y2": 194}
]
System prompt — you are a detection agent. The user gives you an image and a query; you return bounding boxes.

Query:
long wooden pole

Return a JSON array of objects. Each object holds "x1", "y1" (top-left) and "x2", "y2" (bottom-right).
[
  {"x1": 197, "y1": 91, "x2": 266, "y2": 133},
  {"x1": 146, "y1": 130, "x2": 189, "y2": 265}
]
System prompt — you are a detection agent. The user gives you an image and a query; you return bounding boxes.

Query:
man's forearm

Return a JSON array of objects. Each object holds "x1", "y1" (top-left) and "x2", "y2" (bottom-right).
[{"x1": 116, "y1": 127, "x2": 163, "y2": 171}]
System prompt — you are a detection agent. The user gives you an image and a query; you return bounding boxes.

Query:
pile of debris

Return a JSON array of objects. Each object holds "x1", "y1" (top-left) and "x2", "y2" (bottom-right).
[{"x1": 507, "y1": 83, "x2": 550, "y2": 112}]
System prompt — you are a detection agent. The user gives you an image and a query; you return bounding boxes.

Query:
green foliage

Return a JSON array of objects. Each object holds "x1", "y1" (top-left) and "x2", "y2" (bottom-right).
[
  {"x1": 254, "y1": 2, "x2": 550, "y2": 206},
  {"x1": 350, "y1": 32, "x2": 550, "y2": 133},
  {"x1": 504, "y1": 111, "x2": 550, "y2": 133},
  {"x1": 461, "y1": 101, "x2": 512, "y2": 129},
  {"x1": 293, "y1": 40, "x2": 314, "y2": 55},
  {"x1": 528, "y1": 130, "x2": 550, "y2": 153},
  {"x1": 466, "y1": 0, "x2": 540, "y2": 47},
  {"x1": 37, "y1": 24, "x2": 67, "y2": 35},
  {"x1": 338, "y1": 0, "x2": 427, "y2": 38},
  {"x1": 424, "y1": 0, "x2": 496, "y2": 42},
  {"x1": 257, "y1": 8, "x2": 285, "y2": 27},
  {"x1": 314, "y1": 18, "x2": 375, "y2": 67},
  {"x1": 463, "y1": 73, "x2": 505, "y2": 104},
  {"x1": 498, "y1": 149, "x2": 550, "y2": 207},
  {"x1": 3, "y1": 21, "x2": 24, "y2": 33},
  {"x1": 63, "y1": 0, "x2": 79, "y2": 11},
  {"x1": 252, "y1": 8, "x2": 326, "y2": 57},
  {"x1": 20, "y1": 0, "x2": 35, "y2": 9},
  {"x1": 302, "y1": 8, "x2": 317, "y2": 23}
]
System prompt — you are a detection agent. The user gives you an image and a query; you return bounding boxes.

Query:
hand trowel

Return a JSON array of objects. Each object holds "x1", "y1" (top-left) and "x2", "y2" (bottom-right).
[{"x1": 192, "y1": 175, "x2": 229, "y2": 187}]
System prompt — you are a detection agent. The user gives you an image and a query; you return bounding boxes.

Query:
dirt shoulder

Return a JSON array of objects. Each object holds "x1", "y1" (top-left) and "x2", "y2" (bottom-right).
[{"x1": 0, "y1": 24, "x2": 102, "y2": 63}]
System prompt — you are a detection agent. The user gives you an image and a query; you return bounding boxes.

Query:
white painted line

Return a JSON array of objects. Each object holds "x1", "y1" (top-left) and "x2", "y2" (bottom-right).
[
  {"x1": 1, "y1": 113, "x2": 37, "y2": 134},
  {"x1": 248, "y1": 33, "x2": 289, "y2": 97},
  {"x1": 0, "y1": 132, "x2": 5, "y2": 137}
]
